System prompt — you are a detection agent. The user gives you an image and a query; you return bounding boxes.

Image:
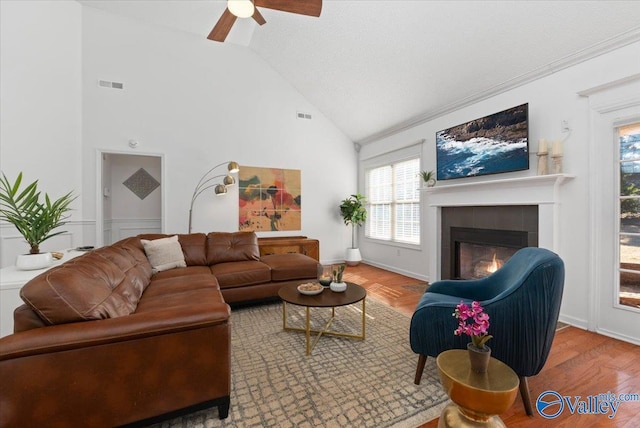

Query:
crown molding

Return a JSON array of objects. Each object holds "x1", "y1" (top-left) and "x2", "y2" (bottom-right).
[
  {"x1": 577, "y1": 73, "x2": 640, "y2": 98},
  {"x1": 356, "y1": 26, "x2": 640, "y2": 146}
]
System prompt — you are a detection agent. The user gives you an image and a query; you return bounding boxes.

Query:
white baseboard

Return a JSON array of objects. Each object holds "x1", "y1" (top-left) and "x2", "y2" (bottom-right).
[
  {"x1": 557, "y1": 313, "x2": 588, "y2": 330},
  {"x1": 318, "y1": 258, "x2": 428, "y2": 282},
  {"x1": 595, "y1": 327, "x2": 640, "y2": 346},
  {"x1": 361, "y1": 259, "x2": 429, "y2": 282}
]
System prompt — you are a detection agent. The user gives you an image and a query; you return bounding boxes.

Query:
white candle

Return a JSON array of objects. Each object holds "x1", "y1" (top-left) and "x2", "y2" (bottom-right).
[
  {"x1": 552, "y1": 140, "x2": 562, "y2": 156},
  {"x1": 538, "y1": 139, "x2": 548, "y2": 154}
]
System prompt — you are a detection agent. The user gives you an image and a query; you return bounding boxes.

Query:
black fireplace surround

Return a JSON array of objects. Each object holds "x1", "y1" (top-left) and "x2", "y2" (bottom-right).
[{"x1": 441, "y1": 206, "x2": 538, "y2": 280}]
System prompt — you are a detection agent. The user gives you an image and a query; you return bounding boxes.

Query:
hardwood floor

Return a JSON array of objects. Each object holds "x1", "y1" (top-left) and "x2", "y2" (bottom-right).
[{"x1": 343, "y1": 263, "x2": 640, "y2": 427}]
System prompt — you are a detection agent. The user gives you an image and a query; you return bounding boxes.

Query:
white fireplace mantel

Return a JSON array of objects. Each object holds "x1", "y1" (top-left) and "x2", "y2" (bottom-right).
[{"x1": 423, "y1": 174, "x2": 575, "y2": 281}]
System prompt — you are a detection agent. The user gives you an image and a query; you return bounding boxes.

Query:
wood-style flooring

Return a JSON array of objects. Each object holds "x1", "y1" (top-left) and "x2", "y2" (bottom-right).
[{"x1": 343, "y1": 263, "x2": 640, "y2": 427}]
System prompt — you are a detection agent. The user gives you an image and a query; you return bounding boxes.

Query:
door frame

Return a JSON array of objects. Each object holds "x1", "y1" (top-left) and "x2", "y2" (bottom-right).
[
  {"x1": 584, "y1": 79, "x2": 640, "y2": 345},
  {"x1": 96, "y1": 149, "x2": 166, "y2": 247}
]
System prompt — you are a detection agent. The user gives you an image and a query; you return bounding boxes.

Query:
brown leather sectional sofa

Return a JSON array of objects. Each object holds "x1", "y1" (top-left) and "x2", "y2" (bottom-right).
[{"x1": 0, "y1": 231, "x2": 318, "y2": 427}]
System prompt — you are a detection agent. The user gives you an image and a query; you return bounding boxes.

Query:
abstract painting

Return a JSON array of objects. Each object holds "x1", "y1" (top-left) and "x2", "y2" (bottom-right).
[{"x1": 238, "y1": 166, "x2": 301, "y2": 231}]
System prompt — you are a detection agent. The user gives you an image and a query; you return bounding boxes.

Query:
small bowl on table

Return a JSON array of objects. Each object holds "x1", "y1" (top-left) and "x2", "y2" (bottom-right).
[{"x1": 297, "y1": 283, "x2": 324, "y2": 296}]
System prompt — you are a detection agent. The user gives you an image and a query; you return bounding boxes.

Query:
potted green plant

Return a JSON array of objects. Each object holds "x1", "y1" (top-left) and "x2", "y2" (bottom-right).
[
  {"x1": 0, "y1": 172, "x2": 76, "y2": 270},
  {"x1": 339, "y1": 193, "x2": 367, "y2": 266},
  {"x1": 330, "y1": 263, "x2": 347, "y2": 292},
  {"x1": 419, "y1": 170, "x2": 436, "y2": 187}
]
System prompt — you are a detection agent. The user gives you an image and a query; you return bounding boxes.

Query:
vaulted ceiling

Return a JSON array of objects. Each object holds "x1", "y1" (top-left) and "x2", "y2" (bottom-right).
[{"x1": 79, "y1": 1, "x2": 640, "y2": 143}]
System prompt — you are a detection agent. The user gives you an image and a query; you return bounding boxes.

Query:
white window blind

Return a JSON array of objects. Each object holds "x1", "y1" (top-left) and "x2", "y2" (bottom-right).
[{"x1": 366, "y1": 158, "x2": 420, "y2": 244}]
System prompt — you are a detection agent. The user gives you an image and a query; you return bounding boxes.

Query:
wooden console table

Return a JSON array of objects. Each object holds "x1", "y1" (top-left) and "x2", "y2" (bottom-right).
[{"x1": 258, "y1": 236, "x2": 319, "y2": 261}]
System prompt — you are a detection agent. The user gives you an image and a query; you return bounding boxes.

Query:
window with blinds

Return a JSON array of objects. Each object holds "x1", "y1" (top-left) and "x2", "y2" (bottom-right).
[{"x1": 365, "y1": 158, "x2": 420, "y2": 244}]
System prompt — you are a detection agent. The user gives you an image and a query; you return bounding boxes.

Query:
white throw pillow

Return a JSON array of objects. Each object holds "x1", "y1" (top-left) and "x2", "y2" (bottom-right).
[{"x1": 141, "y1": 235, "x2": 187, "y2": 273}]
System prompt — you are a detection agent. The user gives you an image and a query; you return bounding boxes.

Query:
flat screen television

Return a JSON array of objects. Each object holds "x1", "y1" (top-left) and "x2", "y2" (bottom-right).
[{"x1": 436, "y1": 103, "x2": 529, "y2": 180}]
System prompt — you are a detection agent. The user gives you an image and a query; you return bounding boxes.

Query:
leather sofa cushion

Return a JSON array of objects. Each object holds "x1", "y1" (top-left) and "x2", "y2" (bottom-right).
[
  {"x1": 136, "y1": 275, "x2": 224, "y2": 313},
  {"x1": 140, "y1": 273, "x2": 220, "y2": 299},
  {"x1": 13, "y1": 304, "x2": 47, "y2": 332},
  {"x1": 20, "y1": 238, "x2": 152, "y2": 325},
  {"x1": 207, "y1": 232, "x2": 259, "y2": 265},
  {"x1": 151, "y1": 266, "x2": 212, "y2": 281},
  {"x1": 210, "y1": 261, "x2": 271, "y2": 288},
  {"x1": 260, "y1": 254, "x2": 319, "y2": 281},
  {"x1": 138, "y1": 233, "x2": 207, "y2": 266}
]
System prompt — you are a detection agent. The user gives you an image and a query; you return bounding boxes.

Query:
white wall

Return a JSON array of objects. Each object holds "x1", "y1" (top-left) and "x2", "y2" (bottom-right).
[
  {"x1": 0, "y1": 2, "x2": 356, "y2": 266},
  {"x1": 79, "y1": 7, "x2": 355, "y2": 261},
  {"x1": 0, "y1": 0, "x2": 85, "y2": 264},
  {"x1": 359, "y1": 40, "x2": 640, "y2": 329}
]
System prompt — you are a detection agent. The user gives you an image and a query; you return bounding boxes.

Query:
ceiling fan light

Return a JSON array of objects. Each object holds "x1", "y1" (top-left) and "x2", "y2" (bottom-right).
[{"x1": 227, "y1": 0, "x2": 255, "y2": 18}]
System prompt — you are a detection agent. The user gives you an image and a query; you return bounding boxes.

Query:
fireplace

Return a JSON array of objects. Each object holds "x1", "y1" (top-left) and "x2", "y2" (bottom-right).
[
  {"x1": 451, "y1": 227, "x2": 529, "y2": 279},
  {"x1": 440, "y1": 205, "x2": 538, "y2": 280},
  {"x1": 425, "y1": 175, "x2": 572, "y2": 282}
]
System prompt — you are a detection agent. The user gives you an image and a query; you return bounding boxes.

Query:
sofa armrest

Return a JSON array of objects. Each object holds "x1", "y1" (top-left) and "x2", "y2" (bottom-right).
[
  {"x1": 0, "y1": 301, "x2": 230, "y2": 361},
  {"x1": 0, "y1": 301, "x2": 231, "y2": 427}
]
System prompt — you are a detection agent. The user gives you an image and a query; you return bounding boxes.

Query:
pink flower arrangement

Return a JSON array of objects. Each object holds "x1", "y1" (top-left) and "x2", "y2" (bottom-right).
[{"x1": 453, "y1": 301, "x2": 493, "y2": 349}]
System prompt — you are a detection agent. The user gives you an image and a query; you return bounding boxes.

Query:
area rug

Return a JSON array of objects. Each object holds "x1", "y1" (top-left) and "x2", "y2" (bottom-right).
[{"x1": 150, "y1": 297, "x2": 448, "y2": 427}]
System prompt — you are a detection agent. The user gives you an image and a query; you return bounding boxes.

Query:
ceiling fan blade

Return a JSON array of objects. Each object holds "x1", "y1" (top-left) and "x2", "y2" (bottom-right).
[
  {"x1": 207, "y1": 8, "x2": 237, "y2": 42},
  {"x1": 252, "y1": 8, "x2": 267, "y2": 26},
  {"x1": 254, "y1": 0, "x2": 322, "y2": 17}
]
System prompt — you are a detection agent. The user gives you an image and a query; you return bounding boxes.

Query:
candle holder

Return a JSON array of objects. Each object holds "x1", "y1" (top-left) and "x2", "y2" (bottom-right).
[
  {"x1": 537, "y1": 152, "x2": 549, "y2": 175},
  {"x1": 551, "y1": 154, "x2": 563, "y2": 174}
]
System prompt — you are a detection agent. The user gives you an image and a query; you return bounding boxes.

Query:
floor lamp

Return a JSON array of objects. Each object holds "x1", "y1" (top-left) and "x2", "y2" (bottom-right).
[{"x1": 188, "y1": 161, "x2": 240, "y2": 233}]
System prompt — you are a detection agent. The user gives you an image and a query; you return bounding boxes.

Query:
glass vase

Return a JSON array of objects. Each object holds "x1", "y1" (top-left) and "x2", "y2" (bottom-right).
[{"x1": 318, "y1": 265, "x2": 333, "y2": 287}]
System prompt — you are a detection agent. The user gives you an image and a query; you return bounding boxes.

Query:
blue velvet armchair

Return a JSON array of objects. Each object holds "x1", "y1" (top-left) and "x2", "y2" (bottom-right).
[{"x1": 410, "y1": 247, "x2": 565, "y2": 415}]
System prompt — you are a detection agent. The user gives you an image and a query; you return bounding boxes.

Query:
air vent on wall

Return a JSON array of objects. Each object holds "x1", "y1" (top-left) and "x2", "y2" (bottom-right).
[
  {"x1": 98, "y1": 80, "x2": 124, "y2": 90},
  {"x1": 297, "y1": 112, "x2": 312, "y2": 120}
]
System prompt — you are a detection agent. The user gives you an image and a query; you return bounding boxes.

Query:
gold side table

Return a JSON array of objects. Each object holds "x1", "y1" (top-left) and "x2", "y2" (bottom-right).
[{"x1": 436, "y1": 349, "x2": 519, "y2": 428}]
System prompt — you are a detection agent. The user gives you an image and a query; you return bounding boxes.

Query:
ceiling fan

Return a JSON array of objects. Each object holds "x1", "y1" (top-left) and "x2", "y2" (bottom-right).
[{"x1": 208, "y1": 0, "x2": 322, "y2": 42}]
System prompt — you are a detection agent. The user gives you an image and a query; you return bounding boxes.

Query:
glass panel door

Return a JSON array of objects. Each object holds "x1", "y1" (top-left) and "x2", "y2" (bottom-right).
[{"x1": 618, "y1": 123, "x2": 640, "y2": 311}]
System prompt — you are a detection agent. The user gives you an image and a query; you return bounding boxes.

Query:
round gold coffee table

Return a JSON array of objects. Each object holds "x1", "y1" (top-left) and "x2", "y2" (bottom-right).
[
  {"x1": 278, "y1": 282, "x2": 366, "y2": 356},
  {"x1": 436, "y1": 349, "x2": 519, "y2": 427}
]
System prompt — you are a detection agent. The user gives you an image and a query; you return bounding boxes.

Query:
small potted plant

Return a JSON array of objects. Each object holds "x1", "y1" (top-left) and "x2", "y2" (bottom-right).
[
  {"x1": 419, "y1": 170, "x2": 436, "y2": 187},
  {"x1": 339, "y1": 193, "x2": 367, "y2": 266},
  {"x1": 453, "y1": 300, "x2": 493, "y2": 373},
  {"x1": 330, "y1": 263, "x2": 346, "y2": 292},
  {"x1": 0, "y1": 172, "x2": 76, "y2": 270}
]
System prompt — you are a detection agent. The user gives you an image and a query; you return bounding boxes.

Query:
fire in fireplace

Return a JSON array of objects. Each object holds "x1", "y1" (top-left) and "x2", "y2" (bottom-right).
[
  {"x1": 458, "y1": 242, "x2": 520, "y2": 279},
  {"x1": 451, "y1": 227, "x2": 530, "y2": 280}
]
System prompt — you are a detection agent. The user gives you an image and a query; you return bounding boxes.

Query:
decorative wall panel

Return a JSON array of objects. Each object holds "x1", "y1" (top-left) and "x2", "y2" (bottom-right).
[{"x1": 122, "y1": 168, "x2": 160, "y2": 200}]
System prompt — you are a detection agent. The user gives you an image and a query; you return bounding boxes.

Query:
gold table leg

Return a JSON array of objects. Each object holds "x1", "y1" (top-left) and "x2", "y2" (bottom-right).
[
  {"x1": 362, "y1": 298, "x2": 366, "y2": 339},
  {"x1": 281, "y1": 298, "x2": 366, "y2": 356},
  {"x1": 306, "y1": 306, "x2": 310, "y2": 356}
]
